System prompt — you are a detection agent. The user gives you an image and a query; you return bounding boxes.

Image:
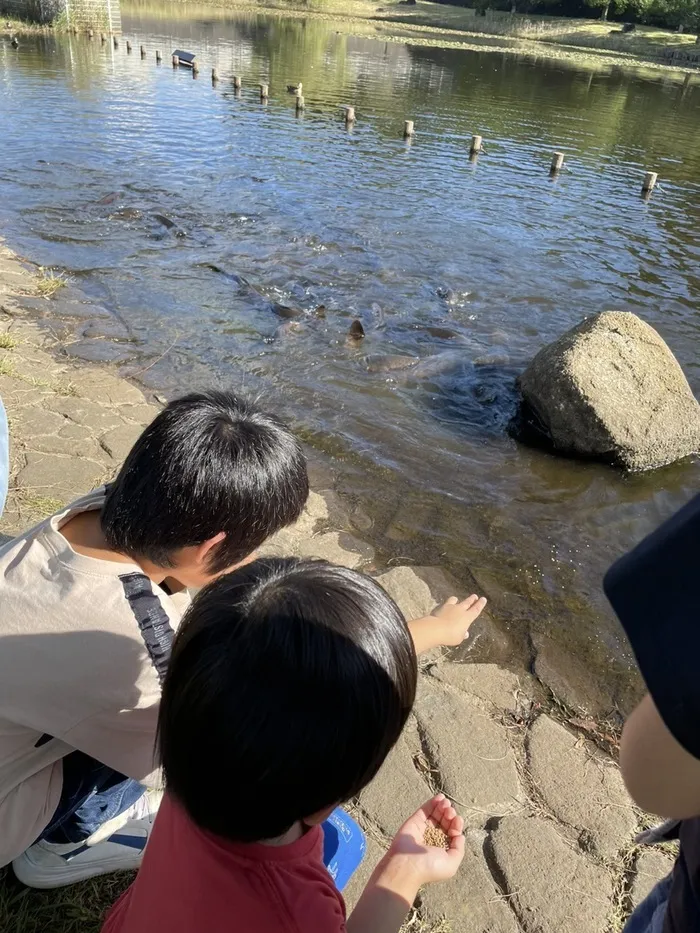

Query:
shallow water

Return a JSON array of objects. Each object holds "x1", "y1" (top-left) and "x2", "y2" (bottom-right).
[{"x1": 1, "y1": 6, "x2": 699, "y2": 711}]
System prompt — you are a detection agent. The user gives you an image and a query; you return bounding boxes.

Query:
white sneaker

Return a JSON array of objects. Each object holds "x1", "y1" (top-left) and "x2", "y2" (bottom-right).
[{"x1": 12, "y1": 789, "x2": 162, "y2": 889}]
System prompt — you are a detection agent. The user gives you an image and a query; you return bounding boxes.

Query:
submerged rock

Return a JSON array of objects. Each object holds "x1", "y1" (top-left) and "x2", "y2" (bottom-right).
[{"x1": 516, "y1": 311, "x2": 700, "y2": 471}]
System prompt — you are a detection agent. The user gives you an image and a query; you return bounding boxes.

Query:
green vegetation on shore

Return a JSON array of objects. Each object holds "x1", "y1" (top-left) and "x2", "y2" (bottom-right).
[
  {"x1": 3, "y1": 0, "x2": 699, "y2": 71},
  {"x1": 125, "y1": 0, "x2": 700, "y2": 71}
]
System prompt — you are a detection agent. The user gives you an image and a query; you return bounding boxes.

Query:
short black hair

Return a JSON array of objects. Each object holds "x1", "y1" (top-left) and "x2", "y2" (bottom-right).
[
  {"x1": 101, "y1": 391, "x2": 308, "y2": 572},
  {"x1": 157, "y1": 558, "x2": 417, "y2": 842}
]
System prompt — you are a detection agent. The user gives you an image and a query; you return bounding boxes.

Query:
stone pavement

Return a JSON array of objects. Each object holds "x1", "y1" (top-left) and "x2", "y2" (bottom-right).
[{"x1": 0, "y1": 243, "x2": 676, "y2": 932}]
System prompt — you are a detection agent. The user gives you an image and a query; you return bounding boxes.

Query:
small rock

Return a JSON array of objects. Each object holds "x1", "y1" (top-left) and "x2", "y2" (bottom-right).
[
  {"x1": 357, "y1": 736, "x2": 431, "y2": 836},
  {"x1": 491, "y1": 814, "x2": 614, "y2": 933},
  {"x1": 527, "y1": 714, "x2": 636, "y2": 859},
  {"x1": 414, "y1": 678, "x2": 523, "y2": 826}
]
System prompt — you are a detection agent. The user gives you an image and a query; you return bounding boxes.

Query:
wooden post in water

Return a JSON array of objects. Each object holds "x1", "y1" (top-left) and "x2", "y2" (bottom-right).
[
  {"x1": 212, "y1": 67, "x2": 219, "y2": 84},
  {"x1": 404, "y1": 120, "x2": 415, "y2": 138},
  {"x1": 126, "y1": 40, "x2": 132, "y2": 53},
  {"x1": 260, "y1": 83, "x2": 269, "y2": 100},
  {"x1": 88, "y1": 29, "x2": 94, "y2": 38},
  {"x1": 192, "y1": 60, "x2": 200, "y2": 76},
  {"x1": 642, "y1": 171, "x2": 658, "y2": 195},
  {"x1": 172, "y1": 54, "x2": 179, "y2": 67},
  {"x1": 296, "y1": 95, "x2": 305, "y2": 113},
  {"x1": 100, "y1": 33, "x2": 106, "y2": 43},
  {"x1": 113, "y1": 36, "x2": 119, "y2": 49},
  {"x1": 470, "y1": 134, "x2": 483, "y2": 155},
  {"x1": 550, "y1": 151, "x2": 565, "y2": 173},
  {"x1": 345, "y1": 106, "x2": 356, "y2": 125},
  {"x1": 156, "y1": 50, "x2": 162, "y2": 63},
  {"x1": 140, "y1": 44, "x2": 146, "y2": 58},
  {"x1": 233, "y1": 75, "x2": 241, "y2": 89}
]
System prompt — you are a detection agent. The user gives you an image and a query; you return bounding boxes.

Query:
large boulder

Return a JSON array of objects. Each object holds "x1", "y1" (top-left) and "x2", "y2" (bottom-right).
[{"x1": 517, "y1": 311, "x2": 700, "y2": 471}]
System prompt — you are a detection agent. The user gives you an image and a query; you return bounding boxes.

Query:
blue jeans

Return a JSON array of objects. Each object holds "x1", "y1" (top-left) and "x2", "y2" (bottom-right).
[
  {"x1": 38, "y1": 752, "x2": 366, "y2": 891},
  {"x1": 39, "y1": 751, "x2": 145, "y2": 845},
  {"x1": 624, "y1": 873, "x2": 672, "y2": 933},
  {"x1": 0, "y1": 397, "x2": 8, "y2": 518}
]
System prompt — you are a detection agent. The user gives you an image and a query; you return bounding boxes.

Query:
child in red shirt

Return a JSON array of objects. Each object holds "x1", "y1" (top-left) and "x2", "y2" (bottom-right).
[{"x1": 102, "y1": 558, "x2": 470, "y2": 933}]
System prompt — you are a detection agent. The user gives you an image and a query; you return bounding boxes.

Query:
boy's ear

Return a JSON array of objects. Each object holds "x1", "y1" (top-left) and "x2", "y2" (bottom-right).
[{"x1": 195, "y1": 532, "x2": 226, "y2": 566}]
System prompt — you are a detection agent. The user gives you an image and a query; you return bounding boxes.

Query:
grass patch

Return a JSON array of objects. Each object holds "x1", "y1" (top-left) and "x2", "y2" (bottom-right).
[
  {"x1": 400, "y1": 908, "x2": 451, "y2": 932},
  {"x1": 55, "y1": 380, "x2": 79, "y2": 397},
  {"x1": 18, "y1": 492, "x2": 66, "y2": 516},
  {"x1": 0, "y1": 333, "x2": 18, "y2": 350},
  {"x1": 0, "y1": 866, "x2": 132, "y2": 933},
  {"x1": 0, "y1": 357, "x2": 16, "y2": 377},
  {"x1": 0, "y1": 17, "x2": 51, "y2": 35},
  {"x1": 36, "y1": 269, "x2": 70, "y2": 300}
]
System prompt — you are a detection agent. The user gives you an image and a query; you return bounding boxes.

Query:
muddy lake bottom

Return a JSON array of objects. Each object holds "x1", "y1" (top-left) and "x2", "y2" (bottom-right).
[{"x1": 1, "y1": 4, "x2": 699, "y2": 713}]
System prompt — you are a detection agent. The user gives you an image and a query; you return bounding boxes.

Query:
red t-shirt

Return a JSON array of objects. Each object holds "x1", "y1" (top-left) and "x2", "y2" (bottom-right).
[{"x1": 102, "y1": 794, "x2": 348, "y2": 933}]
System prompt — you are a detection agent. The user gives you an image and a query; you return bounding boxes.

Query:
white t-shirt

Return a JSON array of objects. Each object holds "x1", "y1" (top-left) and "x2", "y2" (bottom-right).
[{"x1": 0, "y1": 488, "x2": 190, "y2": 866}]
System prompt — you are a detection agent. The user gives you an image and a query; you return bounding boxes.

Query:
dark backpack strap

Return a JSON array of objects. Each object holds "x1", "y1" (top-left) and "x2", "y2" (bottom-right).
[{"x1": 119, "y1": 572, "x2": 174, "y2": 685}]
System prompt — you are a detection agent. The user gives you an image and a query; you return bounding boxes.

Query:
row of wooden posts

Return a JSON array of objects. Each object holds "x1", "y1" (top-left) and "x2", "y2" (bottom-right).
[{"x1": 83, "y1": 30, "x2": 659, "y2": 196}]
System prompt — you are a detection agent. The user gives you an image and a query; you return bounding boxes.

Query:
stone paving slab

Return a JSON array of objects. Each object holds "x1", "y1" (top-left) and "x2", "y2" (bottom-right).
[
  {"x1": 414, "y1": 678, "x2": 524, "y2": 827},
  {"x1": 420, "y1": 832, "x2": 520, "y2": 933},
  {"x1": 357, "y1": 735, "x2": 433, "y2": 837},
  {"x1": 491, "y1": 814, "x2": 614, "y2": 933},
  {"x1": 527, "y1": 714, "x2": 637, "y2": 860},
  {"x1": 432, "y1": 662, "x2": 525, "y2": 712}
]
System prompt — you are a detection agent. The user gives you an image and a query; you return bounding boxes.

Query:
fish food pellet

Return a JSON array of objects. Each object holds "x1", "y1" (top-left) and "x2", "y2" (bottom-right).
[{"x1": 424, "y1": 824, "x2": 449, "y2": 848}]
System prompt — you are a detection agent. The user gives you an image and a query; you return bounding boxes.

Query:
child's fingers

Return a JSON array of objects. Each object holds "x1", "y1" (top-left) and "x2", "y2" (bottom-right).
[
  {"x1": 437, "y1": 803, "x2": 458, "y2": 832},
  {"x1": 445, "y1": 597, "x2": 459, "y2": 606},
  {"x1": 460, "y1": 594, "x2": 481, "y2": 609},
  {"x1": 419, "y1": 794, "x2": 446, "y2": 821},
  {"x1": 465, "y1": 596, "x2": 487, "y2": 618},
  {"x1": 447, "y1": 814, "x2": 464, "y2": 836},
  {"x1": 447, "y1": 831, "x2": 466, "y2": 859}
]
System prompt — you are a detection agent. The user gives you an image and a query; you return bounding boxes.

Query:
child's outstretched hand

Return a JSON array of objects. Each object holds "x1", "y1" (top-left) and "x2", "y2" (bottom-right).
[
  {"x1": 408, "y1": 594, "x2": 487, "y2": 654},
  {"x1": 388, "y1": 794, "x2": 465, "y2": 885}
]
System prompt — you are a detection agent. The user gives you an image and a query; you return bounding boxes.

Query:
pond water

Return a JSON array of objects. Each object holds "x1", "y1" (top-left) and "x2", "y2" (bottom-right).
[{"x1": 1, "y1": 5, "x2": 699, "y2": 713}]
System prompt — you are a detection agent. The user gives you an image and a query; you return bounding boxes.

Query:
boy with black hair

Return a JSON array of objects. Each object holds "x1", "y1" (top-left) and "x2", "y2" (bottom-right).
[
  {"x1": 102, "y1": 558, "x2": 467, "y2": 933},
  {"x1": 0, "y1": 391, "x2": 309, "y2": 888},
  {"x1": 0, "y1": 390, "x2": 485, "y2": 891}
]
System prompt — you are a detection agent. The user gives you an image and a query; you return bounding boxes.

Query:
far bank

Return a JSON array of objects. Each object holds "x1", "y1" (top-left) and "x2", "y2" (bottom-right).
[{"x1": 125, "y1": 0, "x2": 700, "y2": 74}]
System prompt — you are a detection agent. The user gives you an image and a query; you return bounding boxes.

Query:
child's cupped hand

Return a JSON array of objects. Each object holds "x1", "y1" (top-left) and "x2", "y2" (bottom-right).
[{"x1": 388, "y1": 795, "x2": 465, "y2": 886}]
